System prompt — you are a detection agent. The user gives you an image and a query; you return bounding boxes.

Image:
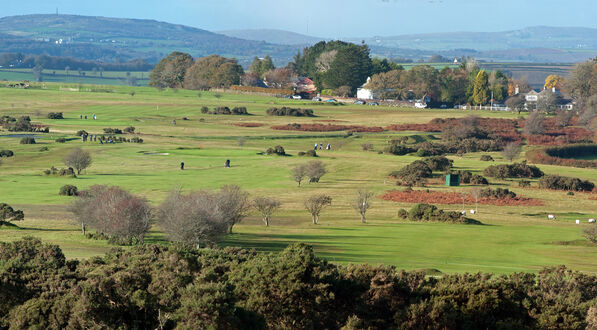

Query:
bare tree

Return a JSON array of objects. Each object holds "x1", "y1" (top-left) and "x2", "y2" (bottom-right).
[
  {"x1": 306, "y1": 160, "x2": 327, "y2": 183},
  {"x1": 68, "y1": 185, "x2": 152, "y2": 243},
  {"x1": 316, "y1": 50, "x2": 338, "y2": 73},
  {"x1": 502, "y1": 143, "x2": 522, "y2": 162},
  {"x1": 158, "y1": 188, "x2": 228, "y2": 247},
  {"x1": 304, "y1": 194, "x2": 332, "y2": 224},
  {"x1": 523, "y1": 112, "x2": 545, "y2": 135},
  {"x1": 352, "y1": 189, "x2": 373, "y2": 223},
  {"x1": 470, "y1": 187, "x2": 482, "y2": 214},
  {"x1": 217, "y1": 185, "x2": 251, "y2": 234},
  {"x1": 292, "y1": 164, "x2": 308, "y2": 187},
  {"x1": 64, "y1": 147, "x2": 92, "y2": 175},
  {"x1": 253, "y1": 197, "x2": 281, "y2": 227}
]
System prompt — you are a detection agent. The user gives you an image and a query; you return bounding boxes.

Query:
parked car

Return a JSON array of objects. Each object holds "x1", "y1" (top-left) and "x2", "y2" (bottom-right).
[
  {"x1": 354, "y1": 100, "x2": 366, "y2": 105},
  {"x1": 292, "y1": 95, "x2": 302, "y2": 100},
  {"x1": 326, "y1": 99, "x2": 338, "y2": 103},
  {"x1": 368, "y1": 102, "x2": 379, "y2": 106},
  {"x1": 312, "y1": 97, "x2": 322, "y2": 101},
  {"x1": 440, "y1": 104, "x2": 447, "y2": 109}
]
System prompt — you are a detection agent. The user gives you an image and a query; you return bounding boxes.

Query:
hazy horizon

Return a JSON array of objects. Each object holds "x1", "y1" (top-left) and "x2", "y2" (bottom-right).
[{"x1": 2, "y1": 0, "x2": 596, "y2": 38}]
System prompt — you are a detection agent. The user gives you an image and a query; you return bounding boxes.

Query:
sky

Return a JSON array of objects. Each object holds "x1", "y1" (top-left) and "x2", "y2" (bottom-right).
[{"x1": 2, "y1": 0, "x2": 596, "y2": 38}]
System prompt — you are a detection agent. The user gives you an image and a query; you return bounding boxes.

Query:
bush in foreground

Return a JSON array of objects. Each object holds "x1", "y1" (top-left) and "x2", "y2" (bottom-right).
[{"x1": 0, "y1": 238, "x2": 596, "y2": 328}]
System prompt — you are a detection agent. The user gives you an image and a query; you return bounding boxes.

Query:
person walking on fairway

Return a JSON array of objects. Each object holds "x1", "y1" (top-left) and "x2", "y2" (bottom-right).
[
  {"x1": 314, "y1": 143, "x2": 318, "y2": 150},
  {"x1": 326, "y1": 143, "x2": 331, "y2": 150},
  {"x1": 319, "y1": 143, "x2": 323, "y2": 150},
  {"x1": 180, "y1": 162, "x2": 184, "y2": 170}
]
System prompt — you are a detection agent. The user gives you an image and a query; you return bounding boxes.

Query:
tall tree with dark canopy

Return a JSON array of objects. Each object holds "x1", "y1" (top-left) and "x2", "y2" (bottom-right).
[{"x1": 149, "y1": 51, "x2": 194, "y2": 88}]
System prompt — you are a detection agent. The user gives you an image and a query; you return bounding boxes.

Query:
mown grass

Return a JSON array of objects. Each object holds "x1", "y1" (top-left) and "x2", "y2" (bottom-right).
[{"x1": 1, "y1": 82, "x2": 596, "y2": 274}]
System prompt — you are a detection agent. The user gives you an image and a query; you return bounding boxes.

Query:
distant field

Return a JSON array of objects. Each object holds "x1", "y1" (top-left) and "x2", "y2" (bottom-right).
[
  {"x1": 0, "y1": 68, "x2": 150, "y2": 86},
  {"x1": 0, "y1": 82, "x2": 596, "y2": 274}
]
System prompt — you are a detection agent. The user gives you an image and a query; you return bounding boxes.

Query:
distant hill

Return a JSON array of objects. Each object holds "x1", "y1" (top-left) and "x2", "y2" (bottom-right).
[
  {"x1": 0, "y1": 15, "x2": 594, "y2": 65},
  {"x1": 0, "y1": 14, "x2": 299, "y2": 65},
  {"x1": 218, "y1": 29, "x2": 326, "y2": 45},
  {"x1": 351, "y1": 26, "x2": 597, "y2": 52}
]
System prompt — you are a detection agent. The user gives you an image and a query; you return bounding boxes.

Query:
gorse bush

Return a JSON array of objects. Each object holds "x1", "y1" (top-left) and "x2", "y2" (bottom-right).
[
  {"x1": 1, "y1": 115, "x2": 49, "y2": 133},
  {"x1": 47, "y1": 112, "x2": 63, "y2": 119},
  {"x1": 538, "y1": 175, "x2": 595, "y2": 192},
  {"x1": 266, "y1": 145, "x2": 286, "y2": 156},
  {"x1": 480, "y1": 155, "x2": 494, "y2": 161},
  {"x1": 55, "y1": 138, "x2": 66, "y2": 143},
  {"x1": 0, "y1": 203, "x2": 24, "y2": 224},
  {"x1": 0, "y1": 150, "x2": 14, "y2": 157},
  {"x1": 479, "y1": 188, "x2": 517, "y2": 199},
  {"x1": 423, "y1": 156, "x2": 453, "y2": 171},
  {"x1": 43, "y1": 166, "x2": 76, "y2": 177},
  {"x1": 455, "y1": 171, "x2": 489, "y2": 185},
  {"x1": 0, "y1": 238, "x2": 596, "y2": 328},
  {"x1": 483, "y1": 162, "x2": 544, "y2": 179},
  {"x1": 390, "y1": 160, "x2": 433, "y2": 186},
  {"x1": 20, "y1": 137, "x2": 36, "y2": 144},
  {"x1": 123, "y1": 126, "x2": 136, "y2": 133},
  {"x1": 59, "y1": 185, "x2": 78, "y2": 196},
  {"x1": 266, "y1": 107, "x2": 314, "y2": 117},
  {"x1": 398, "y1": 203, "x2": 479, "y2": 224},
  {"x1": 103, "y1": 128, "x2": 123, "y2": 134}
]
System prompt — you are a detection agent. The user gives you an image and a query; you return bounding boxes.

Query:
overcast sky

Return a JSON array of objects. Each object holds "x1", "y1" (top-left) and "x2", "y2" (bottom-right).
[{"x1": 3, "y1": 0, "x2": 596, "y2": 37}]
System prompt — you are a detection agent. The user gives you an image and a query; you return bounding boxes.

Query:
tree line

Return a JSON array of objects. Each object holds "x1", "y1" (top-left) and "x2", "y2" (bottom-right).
[{"x1": 0, "y1": 53, "x2": 153, "y2": 72}]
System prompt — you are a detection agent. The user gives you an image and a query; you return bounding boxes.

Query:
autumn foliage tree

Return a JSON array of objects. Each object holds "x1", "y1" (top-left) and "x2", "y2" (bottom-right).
[
  {"x1": 149, "y1": 51, "x2": 194, "y2": 88},
  {"x1": 183, "y1": 55, "x2": 244, "y2": 90}
]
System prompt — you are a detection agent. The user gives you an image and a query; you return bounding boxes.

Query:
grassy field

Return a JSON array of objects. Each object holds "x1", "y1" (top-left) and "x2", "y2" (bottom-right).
[
  {"x1": 0, "y1": 69, "x2": 150, "y2": 86},
  {"x1": 1, "y1": 82, "x2": 597, "y2": 274}
]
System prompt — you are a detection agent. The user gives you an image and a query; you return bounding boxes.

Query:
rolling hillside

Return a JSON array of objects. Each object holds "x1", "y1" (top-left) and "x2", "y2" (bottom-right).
[{"x1": 0, "y1": 14, "x2": 299, "y2": 65}]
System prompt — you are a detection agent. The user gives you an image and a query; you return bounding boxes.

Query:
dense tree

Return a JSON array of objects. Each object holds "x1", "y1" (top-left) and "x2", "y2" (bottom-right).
[
  {"x1": 63, "y1": 147, "x2": 92, "y2": 175},
  {"x1": 149, "y1": 51, "x2": 194, "y2": 89},
  {"x1": 322, "y1": 45, "x2": 372, "y2": 94},
  {"x1": 473, "y1": 70, "x2": 490, "y2": 105},
  {"x1": 183, "y1": 55, "x2": 244, "y2": 90},
  {"x1": 566, "y1": 60, "x2": 597, "y2": 100},
  {"x1": 249, "y1": 55, "x2": 275, "y2": 78}
]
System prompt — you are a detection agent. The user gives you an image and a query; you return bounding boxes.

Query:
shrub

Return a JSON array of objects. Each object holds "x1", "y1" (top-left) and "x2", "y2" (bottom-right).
[
  {"x1": 76, "y1": 130, "x2": 88, "y2": 136},
  {"x1": 583, "y1": 226, "x2": 597, "y2": 243},
  {"x1": 519, "y1": 180, "x2": 531, "y2": 188},
  {"x1": 480, "y1": 155, "x2": 494, "y2": 161},
  {"x1": 0, "y1": 203, "x2": 24, "y2": 224},
  {"x1": 456, "y1": 171, "x2": 489, "y2": 185},
  {"x1": 20, "y1": 137, "x2": 36, "y2": 144},
  {"x1": 266, "y1": 145, "x2": 286, "y2": 156},
  {"x1": 386, "y1": 144, "x2": 415, "y2": 155},
  {"x1": 423, "y1": 156, "x2": 453, "y2": 171},
  {"x1": 123, "y1": 126, "x2": 135, "y2": 133},
  {"x1": 483, "y1": 162, "x2": 544, "y2": 179},
  {"x1": 266, "y1": 107, "x2": 314, "y2": 117},
  {"x1": 201, "y1": 106, "x2": 209, "y2": 114},
  {"x1": 397, "y1": 209, "x2": 408, "y2": 218},
  {"x1": 480, "y1": 188, "x2": 516, "y2": 199},
  {"x1": 406, "y1": 203, "x2": 475, "y2": 224},
  {"x1": 103, "y1": 128, "x2": 123, "y2": 134},
  {"x1": 390, "y1": 160, "x2": 432, "y2": 186},
  {"x1": 538, "y1": 175, "x2": 595, "y2": 192},
  {"x1": 362, "y1": 143, "x2": 374, "y2": 151},
  {"x1": 299, "y1": 150, "x2": 317, "y2": 157},
  {"x1": 130, "y1": 137, "x2": 144, "y2": 143},
  {"x1": 59, "y1": 185, "x2": 78, "y2": 196},
  {"x1": 47, "y1": 112, "x2": 63, "y2": 119},
  {"x1": 231, "y1": 107, "x2": 248, "y2": 115},
  {"x1": 55, "y1": 138, "x2": 66, "y2": 143},
  {"x1": 38, "y1": 146, "x2": 49, "y2": 152},
  {"x1": 0, "y1": 150, "x2": 14, "y2": 157}
]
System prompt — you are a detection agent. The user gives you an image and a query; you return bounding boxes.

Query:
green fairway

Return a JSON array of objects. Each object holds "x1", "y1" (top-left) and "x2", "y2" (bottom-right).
[{"x1": 1, "y1": 81, "x2": 597, "y2": 274}]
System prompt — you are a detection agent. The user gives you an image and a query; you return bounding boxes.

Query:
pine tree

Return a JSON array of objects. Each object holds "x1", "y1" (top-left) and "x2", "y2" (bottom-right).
[
  {"x1": 261, "y1": 55, "x2": 275, "y2": 74},
  {"x1": 249, "y1": 57, "x2": 262, "y2": 75},
  {"x1": 472, "y1": 70, "x2": 489, "y2": 105}
]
